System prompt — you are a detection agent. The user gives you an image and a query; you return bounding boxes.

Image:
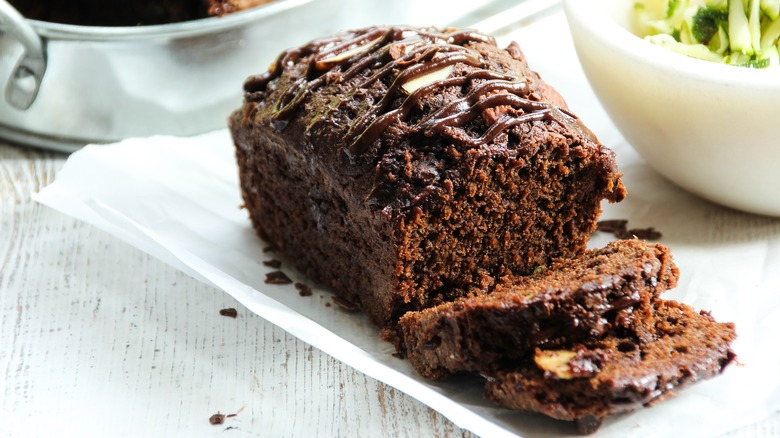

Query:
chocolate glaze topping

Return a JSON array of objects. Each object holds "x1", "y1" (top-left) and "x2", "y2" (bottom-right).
[{"x1": 244, "y1": 25, "x2": 587, "y2": 177}]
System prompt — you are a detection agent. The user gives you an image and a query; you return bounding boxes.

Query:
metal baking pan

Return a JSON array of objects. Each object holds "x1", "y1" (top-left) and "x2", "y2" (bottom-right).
[
  {"x1": 0, "y1": 0, "x2": 547, "y2": 153},
  {"x1": 0, "y1": 0, "x2": 348, "y2": 152}
]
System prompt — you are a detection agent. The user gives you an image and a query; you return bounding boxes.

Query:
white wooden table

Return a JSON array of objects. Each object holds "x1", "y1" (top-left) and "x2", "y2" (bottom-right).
[
  {"x1": 2, "y1": 141, "x2": 780, "y2": 437},
  {"x1": 0, "y1": 141, "x2": 477, "y2": 437}
]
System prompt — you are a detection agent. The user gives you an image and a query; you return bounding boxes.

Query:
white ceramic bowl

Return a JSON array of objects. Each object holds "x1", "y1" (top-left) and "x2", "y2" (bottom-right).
[{"x1": 564, "y1": 0, "x2": 780, "y2": 216}]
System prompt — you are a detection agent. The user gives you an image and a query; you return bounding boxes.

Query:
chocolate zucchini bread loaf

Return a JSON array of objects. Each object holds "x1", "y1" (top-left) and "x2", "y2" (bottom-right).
[
  {"x1": 400, "y1": 239, "x2": 679, "y2": 379},
  {"x1": 230, "y1": 26, "x2": 626, "y2": 328},
  {"x1": 484, "y1": 299, "x2": 737, "y2": 434}
]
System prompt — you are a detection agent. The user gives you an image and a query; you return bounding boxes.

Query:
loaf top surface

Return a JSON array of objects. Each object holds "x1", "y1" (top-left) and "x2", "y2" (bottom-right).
[{"x1": 232, "y1": 25, "x2": 624, "y2": 213}]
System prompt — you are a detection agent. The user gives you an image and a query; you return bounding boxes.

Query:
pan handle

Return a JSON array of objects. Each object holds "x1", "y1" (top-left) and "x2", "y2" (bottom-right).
[{"x1": 0, "y1": 1, "x2": 46, "y2": 110}]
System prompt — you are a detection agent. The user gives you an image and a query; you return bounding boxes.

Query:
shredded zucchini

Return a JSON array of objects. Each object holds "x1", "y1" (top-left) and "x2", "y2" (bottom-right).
[{"x1": 634, "y1": 0, "x2": 780, "y2": 67}]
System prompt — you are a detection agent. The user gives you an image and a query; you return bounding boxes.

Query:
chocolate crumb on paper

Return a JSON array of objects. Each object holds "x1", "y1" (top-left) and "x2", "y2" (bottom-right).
[
  {"x1": 263, "y1": 259, "x2": 282, "y2": 268},
  {"x1": 596, "y1": 219, "x2": 629, "y2": 236},
  {"x1": 629, "y1": 227, "x2": 662, "y2": 240},
  {"x1": 265, "y1": 270, "x2": 292, "y2": 284},
  {"x1": 295, "y1": 282, "x2": 313, "y2": 297},
  {"x1": 210, "y1": 407, "x2": 244, "y2": 426},
  {"x1": 219, "y1": 308, "x2": 238, "y2": 318},
  {"x1": 332, "y1": 296, "x2": 360, "y2": 312},
  {"x1": 596, "y1": 219, "x2": 662, "y2": 240}
]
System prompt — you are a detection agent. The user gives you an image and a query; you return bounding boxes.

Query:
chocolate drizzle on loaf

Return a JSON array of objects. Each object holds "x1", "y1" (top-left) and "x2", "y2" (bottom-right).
[
  {"x1": 243, "y1": 25, "x2": 589, "y2": 176},
  {"x1": 232, "y1": 24, "x2": 626, "y2": 331}
]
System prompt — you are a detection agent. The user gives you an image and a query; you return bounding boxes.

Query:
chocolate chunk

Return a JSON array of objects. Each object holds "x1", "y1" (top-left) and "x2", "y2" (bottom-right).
[
  {"x1": 265, "y1": 271, "x2": 292, "y2": 285},
  {"x1": 596, "y1": 220, "x2": 662, "y2": 241},
  {"x1": 332, "y1": 296, "x2": 360, "y2": 312},
  {"x1": 560, "y1": 348, "x2": 607, "y2": 379},
  {"x1": 628, "y1": 227, "x2": 662, "y2": 240},
  {"x1": 219, "y1": 308, "x2": 238, "y2": 318},
  {"x1": 596, "y1": 219, "x2": 629, "y2": 236},
  {"x1": 263, "y1": 259, "x2": 283, "y2": 268},
  {"x1": 295, "y1": 282, "x2": 313, "y2": 297}
]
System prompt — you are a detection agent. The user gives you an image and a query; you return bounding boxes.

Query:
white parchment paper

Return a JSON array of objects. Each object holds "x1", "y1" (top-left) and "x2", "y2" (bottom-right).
[{"x1": 34, "y1": 12, "x2": 780, "y2": 438}]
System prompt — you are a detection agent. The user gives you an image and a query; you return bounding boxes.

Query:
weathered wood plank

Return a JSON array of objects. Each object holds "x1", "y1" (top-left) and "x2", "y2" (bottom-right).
[{"x1": 0, "y1": 143, "x2": 478, "y2": 437}]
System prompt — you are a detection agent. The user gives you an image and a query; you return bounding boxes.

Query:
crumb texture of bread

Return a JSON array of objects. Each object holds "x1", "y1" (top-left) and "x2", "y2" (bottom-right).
[
  {"x1": 399, "y1": 239, "x2": 680, "y2": 379},
  {"x1": 230, "y1": 26, "x2": 626, "y2": 328}
]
